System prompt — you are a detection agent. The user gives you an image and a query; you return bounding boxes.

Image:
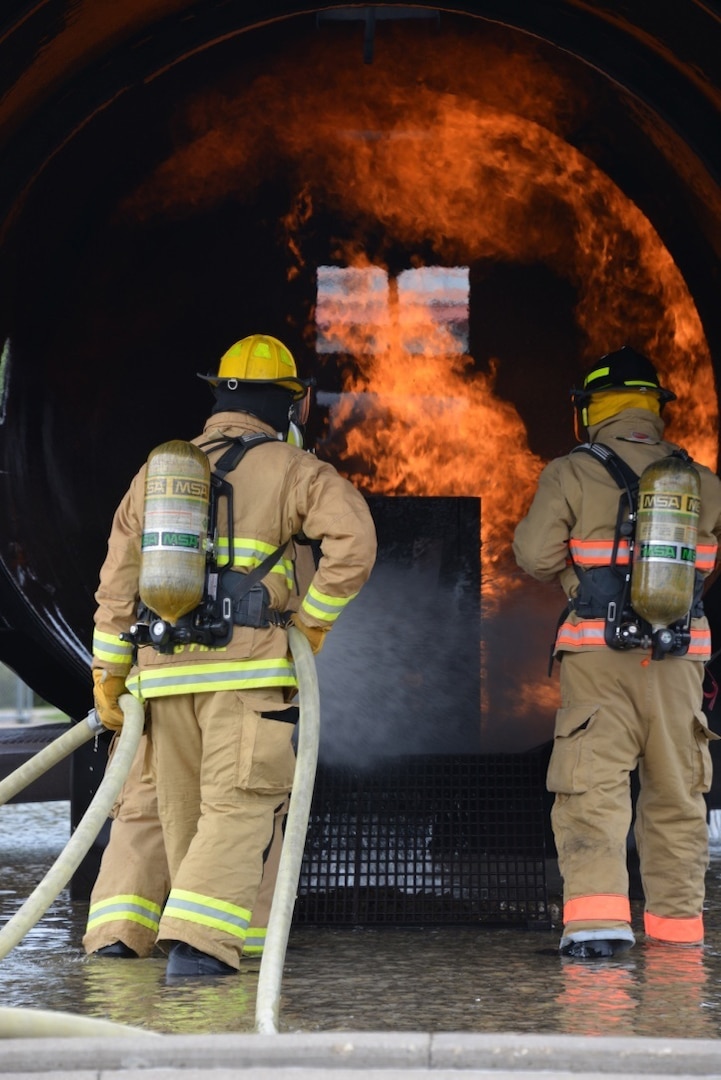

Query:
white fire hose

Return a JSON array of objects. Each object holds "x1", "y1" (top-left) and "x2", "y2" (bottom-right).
[
  {"x1": 0, "y1": 709, "x2": 104, "y2": 807},
  {"x1": 255, "y1": 624, "x2": 320, "y2": 1034},
  {"x1": 0, "y1": 638, "x2": 316, "y2": 1035},
  {"x1": 0, "y1": 1006, "x2": 157, "y2": 1039},
  {"x1": 0, "y1": 694, "x2": 144, "y2": 961}
]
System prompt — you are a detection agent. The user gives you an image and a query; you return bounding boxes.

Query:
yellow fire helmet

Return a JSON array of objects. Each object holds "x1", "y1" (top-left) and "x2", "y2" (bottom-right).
[{"x1": 199, "y1": 334, "x2": 312, "y2": 402}]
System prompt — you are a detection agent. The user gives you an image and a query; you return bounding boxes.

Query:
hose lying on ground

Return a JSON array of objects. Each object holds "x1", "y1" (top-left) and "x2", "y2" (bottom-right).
[
  {"x1": 0, "y1": 694, "x2": 144, "y2": 960},
  {"x1": 0, "y1": 709, "x2": 104, "y2": 808},
  {"x1": 0, "y1": 1005, "x2": 159, "y2": 1038},
  {"x1": 255, "y1": 625, "x2": 321, "y2": 1035}
]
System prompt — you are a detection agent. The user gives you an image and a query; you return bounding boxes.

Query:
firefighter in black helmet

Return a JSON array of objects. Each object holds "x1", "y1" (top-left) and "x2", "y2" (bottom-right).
[
  {"x1": 570, "y1": 346, "x2": 677, "y2": 440},
  {"x1": 514, "y1": 345, "x2": 721, "y2": 959}
]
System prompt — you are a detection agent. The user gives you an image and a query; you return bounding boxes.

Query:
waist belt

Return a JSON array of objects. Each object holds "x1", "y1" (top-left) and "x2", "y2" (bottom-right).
[
  {"x1": 570, "y1": 565, "x2": 705, "y2": 622},
  {"x1": 220, "y1": 571, "x2": 288, "y2": 629},
  {"x1": 560, "y1": 565, "x2": 705, "y2": 661}
]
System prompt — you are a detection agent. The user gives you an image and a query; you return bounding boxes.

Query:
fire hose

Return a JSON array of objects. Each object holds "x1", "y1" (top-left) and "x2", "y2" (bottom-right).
[
  {"x1": 0, "y1": 632, "x2": 317, "y2": 1034},
  {"x1": 255, "y1": 624, "x2": 320, "y2": 1035},
  {"x1": 0, "y1": 694, "x2": 144, "y2": 961},
  {"x1": 0, "y1": 1006, "x2": 157, "y2": 1038},
  {"x1": 0, "y1": 708, "x2": 104, "y2": 808}
]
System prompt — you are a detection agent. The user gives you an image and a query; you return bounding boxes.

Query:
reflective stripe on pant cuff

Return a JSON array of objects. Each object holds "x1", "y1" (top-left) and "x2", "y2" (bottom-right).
[
  {"x1": 564, "y1": 894, "x2": 631, "y2": 924},
  {"x1": 644, "y1": 911, "x2": 704, "y2": 944},
  {"x1": 560, "y1": 926, "x2": 635, "y2": 949}
]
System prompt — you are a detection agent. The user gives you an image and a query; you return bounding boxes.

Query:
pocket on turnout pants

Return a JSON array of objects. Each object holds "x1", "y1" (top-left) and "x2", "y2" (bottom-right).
[
  {"x1": 235, "y1": 698, "x2": 297, "y2": 794},
  {"x1": 546, "y1": 704, "x2": 600, "y2": 795},
  {"x1": 692, "y1": 708, "x2": 720, "y2": 794}
]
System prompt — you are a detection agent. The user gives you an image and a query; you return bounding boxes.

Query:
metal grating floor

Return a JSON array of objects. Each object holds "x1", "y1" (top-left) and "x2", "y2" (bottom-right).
[{"x1": 296, "y1": 753, "x2": 550, "y2": 929}]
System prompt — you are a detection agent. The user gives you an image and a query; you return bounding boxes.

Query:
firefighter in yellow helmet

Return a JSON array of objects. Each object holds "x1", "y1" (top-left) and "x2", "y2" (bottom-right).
[
  {"x1": 91, "y1": 333, "x2": 377, "y2": 978},
  {"x1": 83, "y1": 535, "x2": 318, "y2": 962},
  {"x1": 513, "y1": 346, "x2": 721, "y2": 959}
]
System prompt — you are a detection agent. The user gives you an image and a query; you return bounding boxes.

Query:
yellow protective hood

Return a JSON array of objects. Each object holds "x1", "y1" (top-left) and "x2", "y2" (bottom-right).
[{"x1": 586, "y1": 389, "x2": 661, "y2": 426}]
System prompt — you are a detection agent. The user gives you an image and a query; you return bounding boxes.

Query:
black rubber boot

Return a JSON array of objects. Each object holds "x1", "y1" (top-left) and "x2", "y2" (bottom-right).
[
  {"x1": 94, "y1": 942, "x2": 138, "y2": 959},
  {"x1": 166, "y1": 942, "x2": 237, "y2": 978},
  {"x1": 561, "y1": 938, "x2": 632, "y2": 960}
]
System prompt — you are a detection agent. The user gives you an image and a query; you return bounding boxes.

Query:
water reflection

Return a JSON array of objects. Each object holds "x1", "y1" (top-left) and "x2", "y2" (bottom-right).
[
  {"x1": 1, "y1": 801, "x2": 721, "y2": 1037},
  {"x1": 81, "y1": 957, "x2": 256, "y2": 1033}
]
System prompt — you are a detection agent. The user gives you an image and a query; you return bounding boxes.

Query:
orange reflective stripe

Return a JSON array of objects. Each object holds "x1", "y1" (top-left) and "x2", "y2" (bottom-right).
[
  {"x1": 695, "y1": 544, "x2": 718, "y2": 572},
  {"x1": 557, "y1": 621, "x2": 710, "y2": 658},
  {"x1": 569, "y1": 538, "x2": 630, "y2": 566},
  {"x1": 564, "y1": 894, "x2": 631, "y2": 924},
  {"x1": 556, "y1": 620, "x2": 607, "y2": 649},
  {"x1": 687, "y1": 628, "x2": 712, "y2": 657},
  {"x1": 569, "y1": 538, "x2": 716, "y2": 573},
  {"x1": 644, "y1": 911, "x2": 704, "y2": 944}
]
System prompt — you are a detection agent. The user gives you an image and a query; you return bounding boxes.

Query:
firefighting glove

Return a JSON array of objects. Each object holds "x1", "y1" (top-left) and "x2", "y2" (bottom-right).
[
  {"x1": 92, "y1": 669, "x2": 128, "y2": 731},
  {"x1": 288, "y1": 613, "x2": 330, "y2": 655}
]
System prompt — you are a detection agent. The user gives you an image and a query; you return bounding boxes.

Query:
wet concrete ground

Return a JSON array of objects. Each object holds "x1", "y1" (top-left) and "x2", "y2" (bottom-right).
[{"x1": 2, "y1": 800, "x2": 721, "y2": 1041}]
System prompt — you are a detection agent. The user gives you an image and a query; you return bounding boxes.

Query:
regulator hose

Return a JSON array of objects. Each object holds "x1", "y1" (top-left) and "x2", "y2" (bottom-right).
[
  {"x1": 0, "y1": 695, "x2": 144, "y2": 960},
  {"x1": 255, "y1": 625, "x2": 320, "y2": 1035},
  {"x1": 0, "y1": 709, "x2": 104, "y2": 808}
]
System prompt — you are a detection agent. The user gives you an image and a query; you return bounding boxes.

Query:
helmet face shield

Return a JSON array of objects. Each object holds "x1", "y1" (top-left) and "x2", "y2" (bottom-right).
[{"x1": 290, "y1": 386, "x2": 312, "y2": 428}]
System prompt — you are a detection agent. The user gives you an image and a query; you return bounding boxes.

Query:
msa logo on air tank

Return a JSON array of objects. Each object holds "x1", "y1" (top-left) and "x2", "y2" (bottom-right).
[
  {"x1": 141, "y1": 531, "x2": 201, "y2": 551},
  {"x1": 637, "y1": 542, "x2": 696, "y2": 564},
  {"x1": 640, "y1": 492, "x2": 701, "y2": 514},
  {"x1": 145, "y1": 476, "x2": 210, "y2": 499}
]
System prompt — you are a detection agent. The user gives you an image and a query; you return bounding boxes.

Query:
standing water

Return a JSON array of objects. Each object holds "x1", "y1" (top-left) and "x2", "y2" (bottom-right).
[{"x1": 1, "y1": 799, "x2": 721, "y2": 1037}]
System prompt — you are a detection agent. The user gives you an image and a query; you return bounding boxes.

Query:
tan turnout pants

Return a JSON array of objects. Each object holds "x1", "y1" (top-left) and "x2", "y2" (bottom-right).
[
  {"x1": 83, "y1": 728, "x2": 289, "y2": 958},
  {"x1": 549, "y1": 649, "x2": 717, "y2": 944},
  {"x1": 150, "y1": 688, "x2": 297, "y2": 969}
]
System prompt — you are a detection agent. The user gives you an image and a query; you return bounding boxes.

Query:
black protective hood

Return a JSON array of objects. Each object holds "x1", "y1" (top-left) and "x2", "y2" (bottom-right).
[{"x1": 210, "y1": 382, "x2": 294, "y2": 433}]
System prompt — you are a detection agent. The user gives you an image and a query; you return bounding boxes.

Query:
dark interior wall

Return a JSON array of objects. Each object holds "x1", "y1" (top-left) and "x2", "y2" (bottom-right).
[{"x1": 0, "y1": 1, "x2": 720, "y2": 727}]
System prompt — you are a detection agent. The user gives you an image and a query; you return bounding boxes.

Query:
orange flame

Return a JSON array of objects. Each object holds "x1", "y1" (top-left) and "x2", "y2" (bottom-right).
[
  {"x1": 316, "y1": 269, "x2": 545, "y2": 590},
  {"x1": 121, "y1": 24, "x2": 717, "y2": 743}
]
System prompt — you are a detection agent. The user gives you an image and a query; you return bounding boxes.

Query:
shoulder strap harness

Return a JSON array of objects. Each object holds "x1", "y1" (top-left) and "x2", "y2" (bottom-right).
[
  {"x1": 551, "y1": 443, "x2": 700, "y2": 665},
  {"x1": 127, "y1": 433, "x2": 291, "y2": 654}
]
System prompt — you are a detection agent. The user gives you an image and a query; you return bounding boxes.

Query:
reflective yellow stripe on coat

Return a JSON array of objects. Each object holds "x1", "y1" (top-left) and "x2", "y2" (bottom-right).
[
  {"x1": 163, "y1": 888, "x2": 251, "y2": 940},
  {"x1": 301, "y1": 583, "x2": 356, "y2": 624},
  {"x1": 126, "y1": 658, "x2": 296, "y2": 699},
  {"x1": 215, "y1": 536, "x2": 295, "y2": 591},
  {"x1": 92, "y1": 629, "x2": 134, "y2": 667}
]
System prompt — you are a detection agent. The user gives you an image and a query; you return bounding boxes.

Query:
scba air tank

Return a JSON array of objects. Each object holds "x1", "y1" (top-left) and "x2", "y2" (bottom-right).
[
  {"x1": 139, "y1": 440, "x2": 211, "y2": 624},
  {"x1": 630, "y1": 454, "x2": 701, "y2": 630}
]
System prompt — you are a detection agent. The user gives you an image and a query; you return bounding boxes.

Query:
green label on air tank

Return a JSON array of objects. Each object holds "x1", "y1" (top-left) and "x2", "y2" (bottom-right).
[
  {"x1": 142, "y1": 531, "x2": 199, "y2": 551},
  {"x1": 638, "y1": 542, "x2": 696, "y2": 564},
  {"x1": 639, "y1": 543, "x2": 677, "y2": 560},
  {"x1": 161, "y1": 531, "x2": 200, "y2": 550}
]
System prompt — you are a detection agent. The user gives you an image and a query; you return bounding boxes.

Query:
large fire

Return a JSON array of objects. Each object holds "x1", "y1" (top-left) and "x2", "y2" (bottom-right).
[{"x1": 122, "y1": 21, "x2": 718, "y2": 746}]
